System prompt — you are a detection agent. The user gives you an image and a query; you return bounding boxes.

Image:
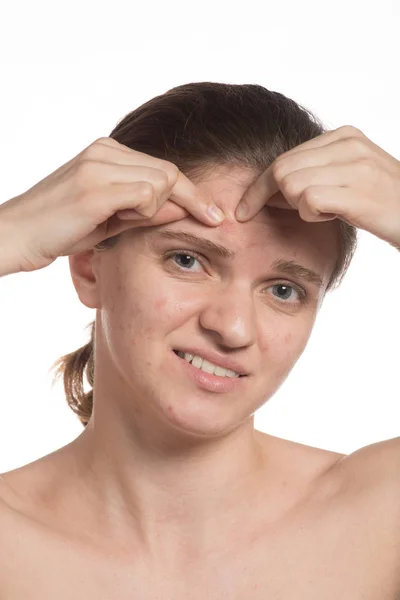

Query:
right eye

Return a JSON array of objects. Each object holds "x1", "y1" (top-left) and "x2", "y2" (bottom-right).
[{"x1": 166, "y1": 251, "x2": 205, "y2": 273}]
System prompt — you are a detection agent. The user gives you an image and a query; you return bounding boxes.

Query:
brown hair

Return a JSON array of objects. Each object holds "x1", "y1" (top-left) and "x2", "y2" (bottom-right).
[{"x1": 50, "y1": 82, "x2": 358, "y2": 427}]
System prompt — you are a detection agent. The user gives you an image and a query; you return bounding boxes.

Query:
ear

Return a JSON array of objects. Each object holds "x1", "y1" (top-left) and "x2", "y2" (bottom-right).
[{"x1": 68, "y1": 249, "x2": 101, "y2": 310}]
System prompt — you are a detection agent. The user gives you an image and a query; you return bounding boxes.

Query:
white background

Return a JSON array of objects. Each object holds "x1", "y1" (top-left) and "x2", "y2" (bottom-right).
[{"x1": 0, "y1": 0, "x2": 399, "y2": 472}]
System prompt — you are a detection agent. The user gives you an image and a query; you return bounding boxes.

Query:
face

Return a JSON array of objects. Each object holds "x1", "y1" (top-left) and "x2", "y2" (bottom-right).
[{"x1": 70, "y1": 166, "x2": 338, "y2": 439}]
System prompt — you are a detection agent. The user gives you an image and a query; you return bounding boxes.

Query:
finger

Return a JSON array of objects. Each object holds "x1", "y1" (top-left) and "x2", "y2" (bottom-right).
[
  {"x1": 111, "y1": 201, "x2": 189, "y2": 233},
  {"x1": 267, "y1": 137, "x2": 392, "y2": 184},
  {"x1": 299, "y1": 185, "x2": 400, "y2": 247},
  {"x1": 297, "y1": 185, "x2": 354, "y2": 224},
  {"x1": 238, "y1": 159, "x2": 375, "y2": 222},
  {"x1": 168, "y1": 169, "x2": 225, "y2": 225},
  {"x1": 115, "y1": 169, "x2": 225, "y2": 225},
  {"x1": 278, "y1": 162, "x2": 377, "y2": 213},
  {"x1": 115, "y1": 199, "x2": 189, "y2": 224},
  {"x1": 270, "y1": 140, "x2": 359, "y2": 177},
  {"x1": 263, "y1": 193, "x2": 295, "y2": 210},
  {"x1": 235, "y1": 164, "x2": 280, "y2": 221},
  {"x1": 70, "y1": 201, "x2": 190, "y2": 254},
  {"x1": 274, "y1": 125, "x2": 366, "y2": 159},
  {"x1": 235, "y1": 128, "x2": 369, "y2": 223},
  {"x1": 82, "y1": 141, "x2": 225, "y2": 226}
]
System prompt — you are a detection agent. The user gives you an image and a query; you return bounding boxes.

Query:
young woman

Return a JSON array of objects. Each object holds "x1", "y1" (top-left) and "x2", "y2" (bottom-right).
[{"x1": 0, "y1": 82, "x2": 399, "y2": 598}]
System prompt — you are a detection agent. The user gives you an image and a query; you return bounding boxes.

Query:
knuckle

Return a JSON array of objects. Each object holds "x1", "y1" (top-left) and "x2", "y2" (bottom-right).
[
  {"x1": 356, "y1": 156, "x2": 375, "y2": 173},
  {"x1": 83, "y1": 137, "x2": 117, "y2": 159},
  {"x1": 137, "y1": 181, "x2": 155, "y2": 198},
  {"x1": 159, "y1": 161, "x2": 179, "y2": 183},
  {"x1": 125, "y1": 182, "x2": 157, "y2": 218},
  {"x1": 347, "y1": 136, "x2": 369, "y2": 157},
  {"x1": 271, "y1": 160, "x2": 286, "y2": 181},
  {"x1": 81, "y1": 148, "x2": 99, "y2": 162},
  {"x1": 137, "y1": 201, "x2": 157, "y2": 218},
  {"x1": 94, "y1": 136, "x2": 123, "y2": 148},
  {"x1": 86, "y1": 138, "x2": 112, "y2": 156},
  {"x1": 280, "y1": 173, "x2": 298, "y2": 197},
  {"x1": 137, "y1": 183, "x2": 159, "y2": 214},
  {"x1": 302, "y1": 186, "x2": 320, "y2": 208},
  {"x1": 338, "y1": 125, "x2": 363, "y2": 137},
  {"x1": 94, "y1": 136, "x2": 113, "y2": 145}
]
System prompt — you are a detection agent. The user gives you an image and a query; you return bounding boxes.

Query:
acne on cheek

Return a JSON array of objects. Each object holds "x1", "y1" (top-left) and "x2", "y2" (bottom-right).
[
  {"x1": 153, "y1": 298, "x2": 168, "y2": 311},
  {"x1": 283, "y1": 332, "x2": 292, "y2": 344}
]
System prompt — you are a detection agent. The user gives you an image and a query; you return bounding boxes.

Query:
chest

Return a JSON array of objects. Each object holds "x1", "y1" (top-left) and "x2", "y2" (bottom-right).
[{"x1": 2, "y1": 493, "x2": 399, "y2": 600}]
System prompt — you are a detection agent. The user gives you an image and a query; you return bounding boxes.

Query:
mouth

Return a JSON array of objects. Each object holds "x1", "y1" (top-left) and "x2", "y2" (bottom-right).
[{"x1": 173, "y1": 349, "x2": 247, "y2": 378}]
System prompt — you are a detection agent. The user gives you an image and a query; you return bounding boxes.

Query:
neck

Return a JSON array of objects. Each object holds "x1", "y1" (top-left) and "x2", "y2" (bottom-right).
[{"x1": 56, "y1": 409, "x2": 275, "y2": 565}]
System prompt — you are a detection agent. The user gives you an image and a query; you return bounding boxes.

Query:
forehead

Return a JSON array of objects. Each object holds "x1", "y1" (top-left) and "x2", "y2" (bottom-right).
[{"x1": 193, "y1": 165, "x2": 339, "y2": 258}]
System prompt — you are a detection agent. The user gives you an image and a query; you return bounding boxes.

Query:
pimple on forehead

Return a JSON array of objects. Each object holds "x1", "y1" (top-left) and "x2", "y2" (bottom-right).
[{"x1": 218, "y1": 216, "x2": 239, "y2": 233}]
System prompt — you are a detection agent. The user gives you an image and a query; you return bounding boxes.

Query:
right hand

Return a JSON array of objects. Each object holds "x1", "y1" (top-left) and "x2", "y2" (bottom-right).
[{"x1": 0, "y1": 137, "x2": 225, "y2": 273}]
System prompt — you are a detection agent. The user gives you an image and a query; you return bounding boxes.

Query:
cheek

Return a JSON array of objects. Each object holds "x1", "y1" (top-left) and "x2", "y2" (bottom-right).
[
  {"x1": 261, "y1": 328, "x2": 309, "y2": 371},
  {"x1": 260, "y1": 328, "x2": 293, "y2": 350},
  {"x1": 138, "y1": 295, "x2": 177, "y2": 340},
  {"x1": 281, "y1": 330, "x2": 310, "y2": 357},
  {"x1": 154, "y1": 297, "x2": 168, "y2": 311},
  {"x1": 283, "y1": 332, "x2": 292, "y2": 344},
  {"x1": 272, "y1": 331, "x2": 297, "y2": 365}
]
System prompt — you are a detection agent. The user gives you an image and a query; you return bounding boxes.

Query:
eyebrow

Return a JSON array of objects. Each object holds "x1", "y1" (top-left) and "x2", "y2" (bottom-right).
[{"x1": 155, "y1": 229, "x2": 324, "y2": 288}]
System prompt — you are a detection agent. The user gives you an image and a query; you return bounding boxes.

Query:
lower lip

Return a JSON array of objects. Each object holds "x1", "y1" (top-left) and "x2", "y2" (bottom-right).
[{"x1": 172, "y1": 351, "x2": 247, "y2": 393}]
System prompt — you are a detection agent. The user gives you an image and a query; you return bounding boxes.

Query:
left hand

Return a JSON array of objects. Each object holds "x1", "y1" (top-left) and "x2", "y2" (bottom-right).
[{"x1": 235, "y1": 125, "x2": 400, "y2": 251}]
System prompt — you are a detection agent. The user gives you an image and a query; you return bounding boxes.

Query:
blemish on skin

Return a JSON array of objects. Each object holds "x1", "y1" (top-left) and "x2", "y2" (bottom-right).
[
  {"x1": 219, "y1": 217, "x2": 238, "y2": 232},
  {"x1": 284, "y1": 332, "x2": 292, "y2": 344},
  {"x1": 213, "y1": 209, "x2": 245, "y2": 231},
  {"x1": 143, "y1": 325, "x2": 156, "y2": 337},
  {"x1": 154, "y1": 298, "x2": 168, "y2": 311}
]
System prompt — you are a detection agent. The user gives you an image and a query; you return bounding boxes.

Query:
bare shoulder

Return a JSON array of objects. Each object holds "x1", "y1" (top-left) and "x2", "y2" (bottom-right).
[
  {"x1": 0, "y1": 472, "x2": 30, "y2": 536},
  {"x1": 275, "y1": 432, "x2": 400, "y2": 519},
  {"x1": 327, "y1": 436, "x2": 400, "y2": 529},
  {"x1": 333, "y1": 436, "x2": 400, "y2": 489}
]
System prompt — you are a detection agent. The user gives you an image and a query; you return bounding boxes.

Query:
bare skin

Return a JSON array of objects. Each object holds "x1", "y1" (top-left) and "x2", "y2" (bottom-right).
[
  {"x1": 0, "y1": 432, "x2": 399, "y2": 599},
  {"x1": 1, "y1": 165, "x2": 399, "y2": 598}
]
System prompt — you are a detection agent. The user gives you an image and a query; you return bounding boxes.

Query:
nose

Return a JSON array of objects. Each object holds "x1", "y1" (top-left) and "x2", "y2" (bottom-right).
[{"x1": 198, "y1": 283, "x2": 257, "y2": 349}]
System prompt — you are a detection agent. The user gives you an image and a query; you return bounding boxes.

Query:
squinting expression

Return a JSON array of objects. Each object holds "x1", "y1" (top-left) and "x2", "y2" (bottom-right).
[{"x1": 87, "y1": 166, "x2": 338, "y2": 436}]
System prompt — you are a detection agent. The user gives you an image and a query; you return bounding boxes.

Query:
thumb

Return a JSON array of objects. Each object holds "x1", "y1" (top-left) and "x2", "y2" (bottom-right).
[{"x1": 235, "y1": 165, "x2": 280, "y2": 221}]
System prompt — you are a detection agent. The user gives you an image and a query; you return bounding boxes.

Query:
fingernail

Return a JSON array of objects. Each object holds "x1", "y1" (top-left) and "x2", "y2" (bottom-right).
[
  {"x1": 208, "y1": 205, "x2": 225, "y2": 222},
  {"x1": 236, "y1": 202, "x2": 249, "y2": 220}
]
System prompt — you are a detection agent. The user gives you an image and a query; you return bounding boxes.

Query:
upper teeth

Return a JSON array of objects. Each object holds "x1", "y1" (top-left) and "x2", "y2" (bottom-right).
[{"x1": 176, "y1": 351, "x2": 241, "y2": 378}]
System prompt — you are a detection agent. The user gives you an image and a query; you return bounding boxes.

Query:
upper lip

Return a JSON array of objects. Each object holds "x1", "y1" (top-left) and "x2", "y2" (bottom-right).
[{"x1": 173, "y1": 346, "x2": 250, "y2": 376}]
